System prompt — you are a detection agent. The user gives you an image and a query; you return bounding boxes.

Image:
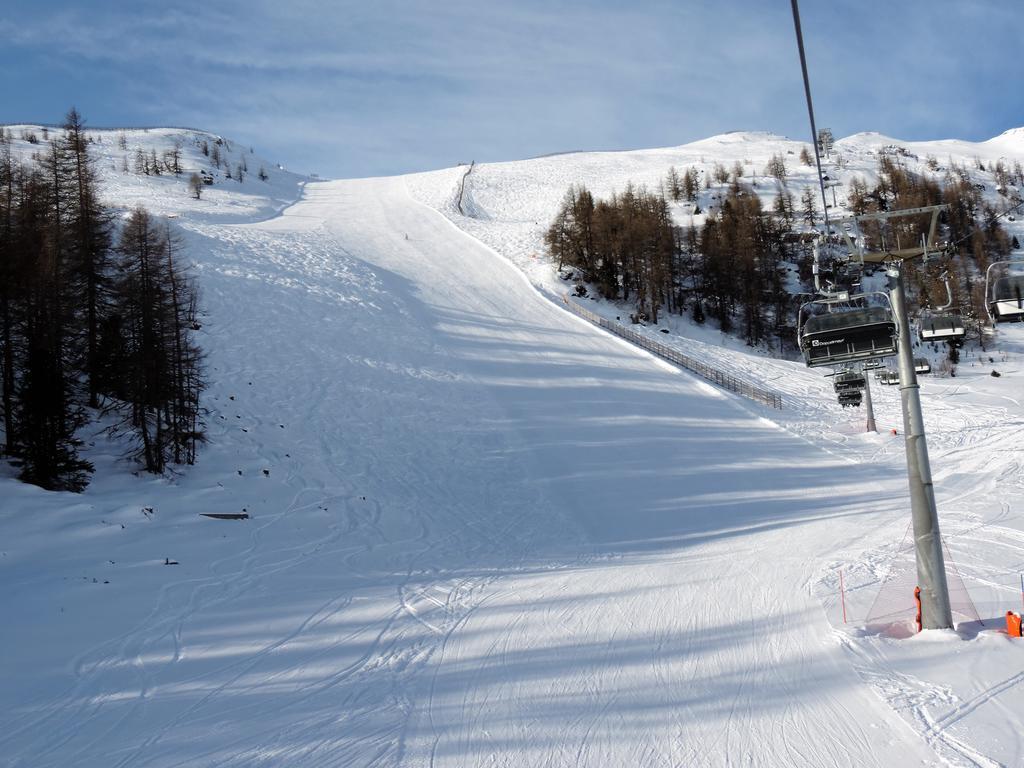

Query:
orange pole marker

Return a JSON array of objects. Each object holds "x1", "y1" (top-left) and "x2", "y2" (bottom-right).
[
  {"x1": 914, "y1": 586, "x2": 922, "y2": 633},
  {"x1": 1007, "y1": 611, "x2": 1023, "y2": 638}
]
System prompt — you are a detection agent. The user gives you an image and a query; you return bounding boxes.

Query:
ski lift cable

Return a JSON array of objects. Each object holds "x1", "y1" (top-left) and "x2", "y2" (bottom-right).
[
  {"x1": 789, "y1": 0, "x2": 831, "y2": 237},
  {"x1": 946, "y1": 196, "x2": 1024, "y2": 252},
  {"x1": 791, "y1": 0, "x2": 1024, "y2": 265}
]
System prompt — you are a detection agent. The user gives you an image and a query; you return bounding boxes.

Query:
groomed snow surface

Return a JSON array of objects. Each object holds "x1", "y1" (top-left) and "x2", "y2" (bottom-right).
[{"x1": 2, "y1": 128, "x2": 1024, "y2": 767}]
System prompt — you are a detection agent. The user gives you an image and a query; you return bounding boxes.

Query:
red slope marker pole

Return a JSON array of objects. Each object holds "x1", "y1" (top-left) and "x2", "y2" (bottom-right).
[{"x1": 840, "y1": 569, "x2": 848, "y2": 625}]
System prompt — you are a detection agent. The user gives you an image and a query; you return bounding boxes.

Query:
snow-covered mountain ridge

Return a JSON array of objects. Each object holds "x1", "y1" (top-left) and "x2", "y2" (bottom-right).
[
  {"x1": 407, "y1": 126, "x2": 1024, "y2": 304},
  {"x1": 1, "y1": 123, "x2": 1023, "y2": 766}
]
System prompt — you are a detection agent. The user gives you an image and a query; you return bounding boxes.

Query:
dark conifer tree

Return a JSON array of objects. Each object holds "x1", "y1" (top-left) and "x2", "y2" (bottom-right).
[
  {"x1": 0, "y1": 132, "x2": 16, "y2": 454},
  {"x1": 682, "y1": 168, "x2": 699, "y2": 202},
  {"x1": 13, "y1": 157, "x2": 92, "y2": 490},
  {"x1": 111, "y1": 208, "x2": 204, "y2": 472},
  {"x1": 61, "y1": 108, "x2": 112, "y2": 408},
  {"x1": 1, "y1": 111, "x2": 207, "y2": 489}
]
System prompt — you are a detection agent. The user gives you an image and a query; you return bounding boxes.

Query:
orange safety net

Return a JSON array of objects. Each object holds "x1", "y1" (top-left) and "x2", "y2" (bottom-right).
[{"x1": 865, "y1": 523, "x2": 980, "y2": 633}]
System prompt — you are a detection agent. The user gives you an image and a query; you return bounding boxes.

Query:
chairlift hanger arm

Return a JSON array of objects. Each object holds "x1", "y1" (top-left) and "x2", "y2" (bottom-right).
[
  {"x1": 935, "y1": 271, "x2": 953, "y2": 312},
  {"x1": 985, "y1": 259, "x2": 1024, "y2": 285}
]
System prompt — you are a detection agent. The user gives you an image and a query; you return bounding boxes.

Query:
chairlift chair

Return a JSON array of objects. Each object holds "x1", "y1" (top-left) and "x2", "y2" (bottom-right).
[
  {"x1": 837, "y1": 390, "x2": 862, "y2": 408},
  {"x1": 833, "y1": 370, "x2": 866, "y2": 392},
  {"x1": 863, "y1": 360, "x2": 883, "y2": 370},
  {"x1": 798, "y1": 295, "x2": 898, "y2": 368},
  {"x1": 914, "y1": 358, "x2": 931, "y2": 374},
  {"x1": 990, "y1": 276, "x2": 1024, "y2": 323},
  {"x1": 918, "y1": 312, "x2": 966, "y2": 343},
  {"x1": 918, "y1": 269, "x2": 966, "y2": 343},
  {"x1": 879, "y1": 370, "x2": 900, "y2": 385},
  {"x1": 984, "y1": 261, "x2": 1024, "y2": 324}
]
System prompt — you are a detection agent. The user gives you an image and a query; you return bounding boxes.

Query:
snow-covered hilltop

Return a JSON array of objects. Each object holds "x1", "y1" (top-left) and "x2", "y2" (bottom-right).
[
  {"x1": 2, "y1": 124, "x2": 310, "y2": 222},
  {"x1": 2, "y1": 123, "x2": 1023, "y2": 767},
  {"x1": 408, "y1": 127, "x2": 1024, "y2": 296}
]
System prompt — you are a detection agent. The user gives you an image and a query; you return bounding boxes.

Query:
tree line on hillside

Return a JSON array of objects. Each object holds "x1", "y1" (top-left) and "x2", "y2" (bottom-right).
[
  {"x1": 113, "y1": 128, "x2": 269, "y2": 197},
  {"x1": 0, "y1": 109, "x2": 204, "y2": 491},
  {"x1": 545, "y1": 178, "x2": 793, "y2": 346},
  {"x1": 546, "y1": 152, "x2": 1016, "y2": 351}
]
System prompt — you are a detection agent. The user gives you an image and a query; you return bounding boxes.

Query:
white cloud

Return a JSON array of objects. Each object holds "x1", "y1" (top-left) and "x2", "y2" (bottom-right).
[{"x1": 2, "y1": 0, "x2": 1020, "y2": 176}]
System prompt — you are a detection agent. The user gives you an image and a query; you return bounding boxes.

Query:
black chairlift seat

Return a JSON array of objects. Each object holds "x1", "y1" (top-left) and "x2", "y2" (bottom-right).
[
  {"x1": 919, "y1": 313, "x2": 966, "y2": 342},
  {"x1": 833, "y1": 371, "x2": 866, "y2": 392},
  {"x1": 801, "y1": 307, "x2": 897, "y2": 368},
  {"x1": 863, "y1": 360, "x2": 883, "y2": 370},
  {"x1": 991, "y1": 276, "x2": 1024, "y2": 322},
  {"x1": 879, "y1": 370, "x2": 900, "y2": 385},
  {"x1": 914, "y1": 358, "x2": 931, "y2": 374},
  {"x1": 838, "y1": 390, "x2": 862, "y2": 407}
]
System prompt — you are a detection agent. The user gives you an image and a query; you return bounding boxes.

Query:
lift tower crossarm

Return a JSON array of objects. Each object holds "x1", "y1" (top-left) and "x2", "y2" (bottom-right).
[
  {"x1": 853, "y1": 205, "x2": 947, "y2": 264},
  {"x1": 854, "y1": 204, "x2": 946, "y2": 223}
]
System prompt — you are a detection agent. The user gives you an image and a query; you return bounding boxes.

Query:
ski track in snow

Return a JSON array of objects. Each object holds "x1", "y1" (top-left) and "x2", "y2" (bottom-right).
[{"x1": 2, "y1": 128, "x2": 1024, "y2": 766}]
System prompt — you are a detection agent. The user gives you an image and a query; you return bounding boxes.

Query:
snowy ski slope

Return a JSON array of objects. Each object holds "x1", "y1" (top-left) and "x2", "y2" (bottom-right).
[
  {"x1": 1, "y1": 126, "x2": 1023, "y2": 766},
  {"x1": 404, "y1": 129, "x2": 1024, "y2": 766}
]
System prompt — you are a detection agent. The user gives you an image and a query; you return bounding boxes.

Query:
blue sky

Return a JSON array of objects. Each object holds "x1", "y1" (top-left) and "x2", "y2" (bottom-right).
[{"x1": 1, "y1": 1, "x2": 1020, "y2": 179}]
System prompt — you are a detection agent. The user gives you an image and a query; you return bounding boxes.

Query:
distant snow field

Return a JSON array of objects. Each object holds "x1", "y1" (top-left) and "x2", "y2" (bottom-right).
[{"x1": 2, "y1": 125, "x2": 1023, "y2": 766}]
